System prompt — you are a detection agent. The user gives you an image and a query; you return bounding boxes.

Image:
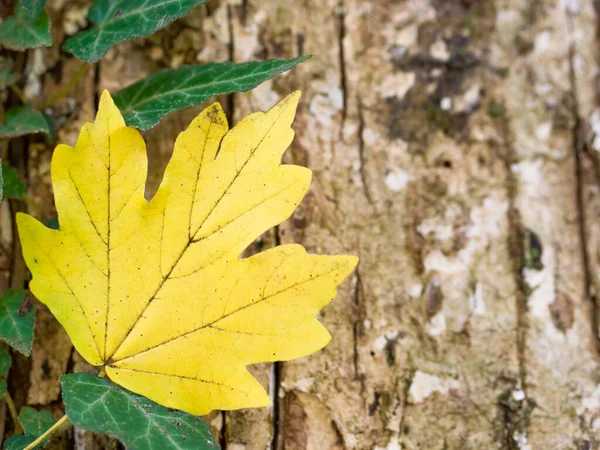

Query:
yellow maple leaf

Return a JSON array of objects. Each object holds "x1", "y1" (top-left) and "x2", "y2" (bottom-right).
[{"x1": 17, "y1": 91, "x2": 357, "y2": 415}]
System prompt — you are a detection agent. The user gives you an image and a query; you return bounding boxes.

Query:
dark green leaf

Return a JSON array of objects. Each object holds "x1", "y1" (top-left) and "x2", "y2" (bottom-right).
[
  {"x1": 61, "y1": 373, "x2": 219, "y2": 450},
  {"x1": 44, "y1": 216, "x2": 59, "y2": 230},
  {"x1": 0, "y1": 3, "x2": 51, "y2": 50},
  {"x1": 0, "y1": 347, "x2": 12, "y2": 376},
  {"x1": 3, "y1": 434, "x2": 37, "y2": 450},
  {"x1": 0, "y1": 58, "x2": 18, "y2": 88},
  {"x1": 1, "y1": 165, "x2": 26, "y2": 200},
  {"x1": 64, "y1": 0, "x2": 208, "y2": 63},
  {"x1": 114, "y1": 56, "x2": 311, "y2": 130},
  {"x1": 18, "y1": 407, "x2": 55, "y2": 445},
  {"x1": 0, "y1": 290, "x2": 34, "y2": 356},
  {"x1": 21, "y1": 0, "x2": 46, "y2": 16},
  {"x1": 0, "y1": 380, "x2": 6, "y2": 395},
  {"x1": 2, "y1": 407, "x2": 55, "y2": 449},
  {"x1": 42, "y1": 113, "x2": 56, "y2": 142},
  {"x1": 0, "y1": 105, "x2": 50, "y2": 138}
]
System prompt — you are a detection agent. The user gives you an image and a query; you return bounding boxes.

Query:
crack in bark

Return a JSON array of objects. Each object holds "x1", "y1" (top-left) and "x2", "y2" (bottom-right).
[
  {"x1": 498, "y1": 104, "x2": 531, "y2": 449},
  {"x1": 352, "y1": 269, "x2": 362, "y2": 380},
  {"x1": 270, "y1": 225, "x2": 283, "y2": 450},
  {"x1": 338, "y1": 0, "x2": 348, "y2": 126},
  {"x1": 357, "y1": 99, "x2": 374, "y2": 204},
  {"x1": 397, "y1": 367, "x2": 416, "y2": 440},
  {"x1": 500, "y1": 112, "x2": 528, "y2": 387},
  {"x1": 270, "y1": 361, "x2": 282, "y2": 450},
  {"x1": 219, "y1": 411, "x2": 227, "y2": 450},
  {"x1": 566, "y1": 10, "x2": 600, "y2": 357},
  {"x1": 226, "y1": 4, "x2": 236, "y2": 123}
]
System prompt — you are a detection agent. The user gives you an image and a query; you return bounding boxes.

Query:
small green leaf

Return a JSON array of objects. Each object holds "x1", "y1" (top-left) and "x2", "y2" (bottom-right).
[
  {"x1": 0, "y1": 347, "x2": 12, "y2": 376},
  {"x1": 44, "y1": 216, "x2": 59, "y2": 230},
  {"x1": 61, "y1": 373, "x2": 219, "y2": 450},
  {"x1": 18, "y1": 407, "x2": 55, "y2": 445},
  {"x1": 21, "y1": 0, "x2": 46, "y2": 16},
  {"x1": 3, "y1": 434, "x2": 37, "y2": 450},
  {"x1": 0, "y1": 58, "x2": 19, "y2": 89},
  {"x1": 0, "y1": 380, "x2": 6, "y2": 396},
  {"x1": 2, "y1": 407, "x2": 55, "y2": 449},
  {"x1": 0, "y1": 2, "x2": 52, "y2": 50},
  {"x1": 0, "y1": 157, "x2": 3, "y2": 204},
  {"x1": 42, "y1": 113, "x2": 56, "y2": 142},
  {"x1": 0, "y1": 105, "x2": 50, "y2": 138},
  {"x1": 0, "y1": 290, "x2": 34, "y2": 356},
  {"x1": 1, "y1": 165, "x2": 26, "y2": 200},
  {"x1": 64, "y1": 0, "x2": 208, "y2": 63},
  {"x1": 114, "y1": 56, "x2": 311, "y2": 130}
]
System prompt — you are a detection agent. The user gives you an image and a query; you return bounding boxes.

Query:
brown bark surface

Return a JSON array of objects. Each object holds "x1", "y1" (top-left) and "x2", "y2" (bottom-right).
[{"x1": 2, "y1": 0, "x2": 600, "y2": 449}]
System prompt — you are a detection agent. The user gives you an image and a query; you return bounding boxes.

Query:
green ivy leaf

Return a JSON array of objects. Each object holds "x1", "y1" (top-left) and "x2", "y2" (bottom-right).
[
  {"x1": 0, "y1": 347, "x2": 12, "y2": 376},
  {"x1": 21, "y1": 0, "x2": 46, "y2": 16},
  {"x1": 2, "y1": 407, "x2": 54, "y2": 449},
  {"x1": 42, "y1": 113, "x2": 56, "y2": 142},
  {"x1": 0, "y1": 158, "x2": 3, "y2": 204},
  {"x1": 3, "y1": 434, "x2": 37, "y2": 450},
  {"x1": 0, "y1": 105, "x2": 50, "y2": 138},
  {"x1": 1, "y1": 165, "x2": 26, "y2": 200},
  {"x1": 0, "y1": 290, "x2": 35, "y2": 356},
  {"x1": 0, "y1": 58, "x2": 18, "y2": 89},
  {"x1": 44, "y1": 216, "x2": 59, "y2": 230},
  {"x1": 64, "y1": 0, "x2": 208, "y2": 63},
  {"x1": 114, "y1": 56, "x2": 311, "y2": 130},
  {"x1": 18, "y1": 407, "x2": 56, "y2": 445},
  {"x1": 61, "y1": 373, "x2": 219, "y2": 450},
  {"x1": 0, "y1": 2, "x2": 51, "y2": 50}
]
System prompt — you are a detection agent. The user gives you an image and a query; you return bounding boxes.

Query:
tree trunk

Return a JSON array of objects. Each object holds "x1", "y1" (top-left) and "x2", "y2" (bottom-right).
[{"x1": 3, "y1": 0, "x2": 600, "y2": 449}]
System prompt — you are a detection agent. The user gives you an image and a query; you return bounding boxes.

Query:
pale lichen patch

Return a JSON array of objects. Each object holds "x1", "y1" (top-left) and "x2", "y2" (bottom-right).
[
  {"x1": 408, "y1": 371, "x2": 460, "y2": 404},
  {"x1": 377, "y1": 73, "x2": 416, "y2": 100},
  {"x1": 384, "y1": 169, "x2": 410, "y2": 192},
  {"x1": 374, "y1": 434, "x2": 401, "y2": 450},
  {"x1": 281, "y1": 378, "x2": 315, "y2": 393},
  {"x1": 469, "y1": 283, "x2": 486, "y2": 316},
  {"x1": 426, "y1": 313, "x2": 446, "y2": 336}
]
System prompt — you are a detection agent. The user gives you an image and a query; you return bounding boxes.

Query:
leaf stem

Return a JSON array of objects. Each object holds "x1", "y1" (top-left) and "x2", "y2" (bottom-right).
[
  {"x1": 23, "y1": 194, "x2": 41, "y2": 219},
  {"x1": 23, "y1": 414, "x2": 69, "y2": 450},
  {"x1": 10, "y1": 85, "x2": 26, "y2": 104},
  {"x1": 43, "y1": 62, "x2": 90, "y2": 109},
  {"x1": 3, "y1": 391, "x2": 22, "y2": 434}
]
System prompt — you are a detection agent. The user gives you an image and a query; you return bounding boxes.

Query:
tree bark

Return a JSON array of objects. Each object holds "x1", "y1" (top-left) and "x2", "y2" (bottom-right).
[{"x1": 2, "y1": 0, "x2": 600, "y2": 449}]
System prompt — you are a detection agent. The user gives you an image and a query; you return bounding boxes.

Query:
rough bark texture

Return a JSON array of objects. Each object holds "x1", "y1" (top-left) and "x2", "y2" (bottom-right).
[{"x1": 2, "y1": 0, "x2": 600, "y2": 449}]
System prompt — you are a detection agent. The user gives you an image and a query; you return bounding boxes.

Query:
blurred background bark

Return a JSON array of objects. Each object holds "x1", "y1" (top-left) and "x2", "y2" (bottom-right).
[{"x1": 2, "y1": 0, "x2": 600, "y2": 449}]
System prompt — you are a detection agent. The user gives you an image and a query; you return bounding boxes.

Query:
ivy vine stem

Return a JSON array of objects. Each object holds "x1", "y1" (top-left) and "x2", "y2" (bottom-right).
[
  {"x1": 3, "y1": 391, "x2": 22, "y2": 434},
  {"x1": 43, "y1": 62, "x2": 90, "y2": 109},
  {"x1": 9, "y1": 85, "x2": 26, "y2": 104},
  {"x1": 23, "y1": 414, "x2": 69, "y2": 450}
]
